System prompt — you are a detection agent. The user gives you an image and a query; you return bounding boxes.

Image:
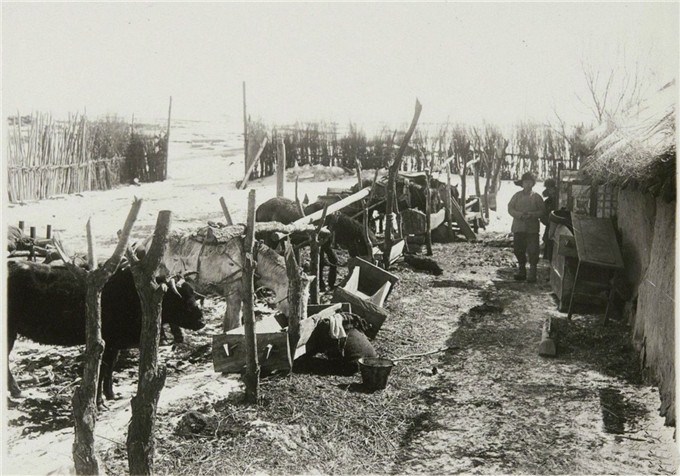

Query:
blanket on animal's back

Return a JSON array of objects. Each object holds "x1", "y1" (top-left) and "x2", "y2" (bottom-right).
[
  {"x1": 157, "y1": 224, "x2": 296, "y2": 298},
  {"x1": 159, "y1": 226, "x2": 245, "y2": 295}
]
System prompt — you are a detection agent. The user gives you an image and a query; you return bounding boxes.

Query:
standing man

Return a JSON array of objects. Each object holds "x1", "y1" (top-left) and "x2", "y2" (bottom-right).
[{"x1": 508, "y1": 172, "x2": 545, "y2": 283}]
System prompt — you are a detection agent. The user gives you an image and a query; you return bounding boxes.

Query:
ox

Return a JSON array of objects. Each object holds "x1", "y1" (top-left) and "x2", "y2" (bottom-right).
[
  {"x1": 144, "y1": 226, "x2": 289, "y2": 333},
  {"x1": 7, "y1": 261, "x2": 205, "y2": 404},
  {"x1": 255, "y1": 197, "x2": 378, "y2": 288}
]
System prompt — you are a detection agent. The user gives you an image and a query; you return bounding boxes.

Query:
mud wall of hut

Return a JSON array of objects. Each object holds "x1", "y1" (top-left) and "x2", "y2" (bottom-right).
[{"x1": 616, "y1": 189, "x2": 675, "y2": 425}]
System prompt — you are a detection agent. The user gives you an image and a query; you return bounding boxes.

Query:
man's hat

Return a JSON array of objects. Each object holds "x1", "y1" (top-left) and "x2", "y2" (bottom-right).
[
  {"x1": 544, "y1": 178, "x2": 556, "y2": 189},
  {"x1": 514, "y1": 172, "x2": 536, "y2": 187}
]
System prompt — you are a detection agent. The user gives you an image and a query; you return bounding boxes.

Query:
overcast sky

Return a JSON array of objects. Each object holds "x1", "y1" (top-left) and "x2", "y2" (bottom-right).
[{"x1": 2, "y1": 2, "x2": 678, "y2": 128}]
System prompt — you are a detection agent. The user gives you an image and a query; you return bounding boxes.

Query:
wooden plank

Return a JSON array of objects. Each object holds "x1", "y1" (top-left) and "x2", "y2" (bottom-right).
[
  {"x1": 238, "y1": 136, "x2": 268, "y2": 190},
  {"x1": 292, "y1": 187, "x2": 370, "y2": 225},
  {"x1": 571, "y1": 213, "x2": 624, "y2": 269},
  {"x1": 331, "y1": 287, "x2": 388, "y2": 340},
  {"x1": 429, "y1": 208, "x2": 446, "y2": 230},
  {"x1": 212, "y1": 332, "x2": 291, "y2": 374},
  {"x1": 388, "y1": 239, "x2": 406, "y2": 264},
  {"x1": 276, "y1": 138, "x2": 285, "y2": 197},
  {"x1": 241, "y1": 189, "x2": 259, "y2": 400},
  {"x1": 449, "y1": 197, "x2": 477, "y2": 241},
  {"x1": 345, "y1": 256, "x2": 400, "y2": 303}
]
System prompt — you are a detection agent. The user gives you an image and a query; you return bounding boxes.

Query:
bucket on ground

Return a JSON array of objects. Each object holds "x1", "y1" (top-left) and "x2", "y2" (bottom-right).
[{"x1": 358, "y1": 357, "x2": 394, "y2": 390}]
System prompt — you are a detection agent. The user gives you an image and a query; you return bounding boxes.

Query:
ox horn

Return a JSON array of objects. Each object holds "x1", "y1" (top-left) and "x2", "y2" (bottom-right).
[{"x1": 167, "y1": 277, "x2": 182, "y2": 297}]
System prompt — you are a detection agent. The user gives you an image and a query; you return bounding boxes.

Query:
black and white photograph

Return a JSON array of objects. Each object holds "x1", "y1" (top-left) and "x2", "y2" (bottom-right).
[{"x1": 2, "y1": 2, "x2": 678, "y2": 474}]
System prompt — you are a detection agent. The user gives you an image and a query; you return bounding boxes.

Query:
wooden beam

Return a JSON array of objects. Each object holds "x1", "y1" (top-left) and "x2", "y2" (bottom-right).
[
  {"x1": 449, "y1": 197, "x2": 477, "y2": 241},
  {"x1": 446, "y1": 167, "x2": 454, "y2": 239},
  {"x1": 331, "y1": 287, "x2": 387, "y2": 340},
  {"x1": 219, "y1": 197, "x2": 233, "y2": 225},
  {"x1": 276, "y1": 137, "x2": 285, "y2": 197},
  {"x1": 384, "y1": 100, "x2": 423, "y2": 270},
  {"x1": 425, "y1": 169, "x2": 433, "y2": 256},
  {"x1": 242, "y1": 81, "x2": 248, "y2": 175},
  {"x1": 242, "y1": 189, "x2": 259, "y2": 403},
  {"x1": 293, "y1": 187, "x2": 370, "y2": 225},
  {"x1": 239, "y1": 136, "x2": 268, "y2": 190},
  {"x1": 165, "y1": 96, "x2": 172, "y2": 180}
]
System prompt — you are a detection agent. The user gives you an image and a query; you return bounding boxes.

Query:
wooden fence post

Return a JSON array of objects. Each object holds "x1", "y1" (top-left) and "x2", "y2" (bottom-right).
[
  {"x1": 277, "y1": 138, "x2": 286, "y2": 197},
  {"x1": 384, "y1": 100, "x2": 423, "y2": 270},
  {"x1": 165, "y1": 96, "x2": 172, "y2": 180},
  {"x1": 425, "y1": 168, "x2": 433, "y2": 256},
  {"x1": 72, "y1": 198, "x2": 142, "y2": 476},
  {"x1": 284, "y1": 240, "x2": 309, "y2": 352},
  {"x1": 446, "y1": 167, "x2": 454, "y2": 239},
  {"x1": 219, "y1": 197, "x2": 234, "y2": 225},
  {"x1": 242, "y1": 190, "x2": 260, "y2": 404},
  {"x1": 242, "y1": 81, "x2": 249, "y2": 176},
  {"x1": 126, "y1": 209, "x2": 172, "y2": 475}
]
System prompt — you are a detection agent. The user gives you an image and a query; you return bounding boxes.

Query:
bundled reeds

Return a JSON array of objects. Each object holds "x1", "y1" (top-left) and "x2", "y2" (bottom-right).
[
  {"x1": 245, "y1": 117, "x2": 585, "y2": 185},
  {"x1": 6, "y1": 112, "x2": 168, "y2": 203}
]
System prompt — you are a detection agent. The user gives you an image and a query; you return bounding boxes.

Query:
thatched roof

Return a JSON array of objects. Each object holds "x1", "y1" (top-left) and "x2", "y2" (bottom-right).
[{"x1": 582, "y1": 80, "x2": 676, "y2": 201}]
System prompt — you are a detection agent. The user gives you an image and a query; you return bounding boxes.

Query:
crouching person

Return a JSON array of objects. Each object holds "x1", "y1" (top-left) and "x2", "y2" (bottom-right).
[{"x1": 508, "y1": 172, "x2": 545, "y2": 283}]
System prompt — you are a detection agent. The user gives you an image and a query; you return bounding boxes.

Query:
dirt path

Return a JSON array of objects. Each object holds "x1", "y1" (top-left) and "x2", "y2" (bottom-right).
[
  {"x1": 5, "y1": 231, "x2": 678, "y2": 475},
  {"x1": 390, "y1": 235, "x2": 678, "y2": 475}
]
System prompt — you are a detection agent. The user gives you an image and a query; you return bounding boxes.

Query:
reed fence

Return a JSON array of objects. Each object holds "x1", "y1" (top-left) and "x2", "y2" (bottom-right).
[
  {"x1": 6, "y1": 112, "x2": 168, "y2": 203},
  {"x1": 246, "y1": 119, "x2": 590, "y2": 183}
]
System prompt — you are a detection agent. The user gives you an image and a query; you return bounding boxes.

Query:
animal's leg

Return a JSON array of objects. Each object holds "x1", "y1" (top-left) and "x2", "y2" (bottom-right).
[
  {"x1": 318, "y1": 252, "x2": 327, "y2": 292},
  {"x1": 170, "y1": 324, "x2": 184, "y2": 344},
  {"x1": 100, "y1": 347, "x2": 120, "y2": 403},
  {"x1": 325, "y1": 246, "x2": 339, "y2": 289},
  {"x1": 224, "y1": 283, "x2": 243, "y2": 332},
  {"x1": 7, "y1": 331, "x2": 21, "y2": 397}
]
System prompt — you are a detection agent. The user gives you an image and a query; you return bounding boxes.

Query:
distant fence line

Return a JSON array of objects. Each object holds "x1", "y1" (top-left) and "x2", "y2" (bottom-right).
[
  {"x1": 246, "y1": 120, "x2": 589, "y2": 182},
  {"x1": 6, "y1": 112, "x2": 168, "y2": 202}
]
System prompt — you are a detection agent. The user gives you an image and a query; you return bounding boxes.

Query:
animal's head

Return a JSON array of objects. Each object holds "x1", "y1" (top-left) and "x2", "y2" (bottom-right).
[{"x1": 160, "y1": 276, "x2": 206, "y2": 330}]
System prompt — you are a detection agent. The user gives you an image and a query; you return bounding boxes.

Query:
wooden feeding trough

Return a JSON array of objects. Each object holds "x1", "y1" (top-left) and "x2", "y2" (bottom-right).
[
  {"x1": 331, "y1": 257, "x2": 399, "y2": 339},
  {"x1": 373, "y1": 239, "x2": 406, "y2": 266},
  {"x1": 213, "y1": 303, "x2": 355, "y2": 373},
  {"x1": 212, "y1": 315, "x2": 291, "y2": 375}
]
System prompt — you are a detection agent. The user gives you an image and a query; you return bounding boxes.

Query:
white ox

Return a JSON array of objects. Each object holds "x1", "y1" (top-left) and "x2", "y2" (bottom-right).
[{"x1": 144, "y1": 225, "x2": 289, "y2": 332}]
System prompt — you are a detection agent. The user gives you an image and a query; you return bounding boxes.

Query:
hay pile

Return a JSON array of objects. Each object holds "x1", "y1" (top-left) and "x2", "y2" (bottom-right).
[{"x1": 583, "y1": 80, "x2": 676, "y2": 200}]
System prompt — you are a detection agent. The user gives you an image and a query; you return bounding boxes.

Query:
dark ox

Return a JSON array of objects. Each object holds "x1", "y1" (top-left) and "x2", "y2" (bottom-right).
[
  {"x1": 255, "y1": 197, "x2": 377, "y2": 288},
  {"x1": 7, "y1": 261, "x2": 205, "y2": 404}
]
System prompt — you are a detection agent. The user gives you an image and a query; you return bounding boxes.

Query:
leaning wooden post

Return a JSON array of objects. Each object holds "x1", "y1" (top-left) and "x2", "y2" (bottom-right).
[
  {"x1": 242, "y1": 81, "x2": 249, "y2": 176},
  {"x1": 219, "y1": 197, "x2": 234, "y2": 225},
  {"x1": 284, "y1": 240, "x2": 307, "y2": 351},
  {"x1": 125, "y1": 210, "x2": 172, "y2": 475},
  {"x1": 276, "y1": 137, "x2": 286, "y2": 197},
  {"x1": 165, "y1": 96, "x2": 172, "y2": 180},
  {"x1": 72, "y1": 198, "x2": 142, "y2": 476},
  {"x1": 309, "y1": 204, "x2": 328, "y2": 304},
  {"x1": 242, "y1": 189, "x2": 260, "y2": 404},
  {"x1": 425, "y1": 168, "x2": 433, "y2": 256},
  {"x1": 355, "y1": 159, "x2": 373, "y2": 261},
  {"x1": 384, "y1": 99, "x2": 423, "y2": 270},
  {"x1": 446, "y1": 167, "x2": 454, "y2": 239}
]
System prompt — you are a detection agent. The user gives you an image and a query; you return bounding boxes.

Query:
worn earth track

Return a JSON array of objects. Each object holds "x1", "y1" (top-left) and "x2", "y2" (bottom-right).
[
  {"x1": 390, "y1": 235, "x2": 678, "y2": 475},
  {"x1": 6, "y1": 233, "x2": 678, "y2": 474}
]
